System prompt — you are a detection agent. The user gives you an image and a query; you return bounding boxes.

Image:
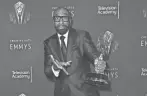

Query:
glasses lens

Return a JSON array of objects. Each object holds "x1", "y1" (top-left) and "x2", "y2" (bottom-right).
[
  {"x1": 62, "y1": 16, "x2": 69, "y2": 21},
  {"x1": 54, "y1": 16, "x2": 69, "y2": 22},
  {"x1": 54, "y1": 16, "x2": 60, "y2": 21}
]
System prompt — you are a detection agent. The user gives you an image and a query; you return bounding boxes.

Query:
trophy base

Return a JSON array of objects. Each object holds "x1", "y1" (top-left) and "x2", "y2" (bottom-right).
[{"x1": 84, "y1": 72, "x2": 112, "y2": 91}]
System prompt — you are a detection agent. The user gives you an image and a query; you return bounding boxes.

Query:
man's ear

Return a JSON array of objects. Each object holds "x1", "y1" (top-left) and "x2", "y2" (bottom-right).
[{"x1": 52, "y1": 19, "x2": 55, "y2": 25}]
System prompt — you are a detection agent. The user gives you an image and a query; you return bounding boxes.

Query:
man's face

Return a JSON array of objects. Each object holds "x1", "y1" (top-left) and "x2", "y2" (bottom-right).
[{"x1": 53, "y1": 8, "x2": 71, "y2": 35}]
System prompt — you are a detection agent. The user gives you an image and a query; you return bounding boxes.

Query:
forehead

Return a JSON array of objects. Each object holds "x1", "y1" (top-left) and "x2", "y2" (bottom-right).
[{"x1": 54, "y1": 8, "x2": 70, "y2": 16}]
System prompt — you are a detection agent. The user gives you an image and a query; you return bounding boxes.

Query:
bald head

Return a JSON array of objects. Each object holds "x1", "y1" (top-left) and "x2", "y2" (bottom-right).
[{"x1": 53, "y1": 7, "x2": 72, "y2": 17}]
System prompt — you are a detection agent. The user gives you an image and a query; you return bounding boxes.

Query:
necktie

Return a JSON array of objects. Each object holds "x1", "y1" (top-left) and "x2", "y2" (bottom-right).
[{"x1": 60, "y1": 35, "x2": 67, "y2": 62}]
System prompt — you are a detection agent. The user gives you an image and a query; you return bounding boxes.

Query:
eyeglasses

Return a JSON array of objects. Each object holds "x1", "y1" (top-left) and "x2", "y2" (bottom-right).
[{"x1": 53, "y1": 16, "x2": 70, "y2": 22}]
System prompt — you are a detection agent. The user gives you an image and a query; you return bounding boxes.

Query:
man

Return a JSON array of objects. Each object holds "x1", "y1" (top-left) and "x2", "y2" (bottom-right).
[{"x1": 44, "y1": 7, "x2": 106, "y2": 96}]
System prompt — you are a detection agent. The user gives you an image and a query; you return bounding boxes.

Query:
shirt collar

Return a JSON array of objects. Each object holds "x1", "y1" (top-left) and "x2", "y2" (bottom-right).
[{"x1": 57, "y1": 30, "x2": 69, "y2": 39}]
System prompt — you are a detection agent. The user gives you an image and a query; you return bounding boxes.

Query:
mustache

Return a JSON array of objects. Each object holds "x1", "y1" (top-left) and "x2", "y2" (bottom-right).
[
  {"x1": 57, "y1": 24, "x2": 68, "y2": 26},
  {"x1": 56, "y1": 25, "x2": 68, "y2": 28}
]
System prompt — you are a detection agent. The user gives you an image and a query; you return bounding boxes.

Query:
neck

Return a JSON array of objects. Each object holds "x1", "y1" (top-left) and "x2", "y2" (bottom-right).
[{"x1": 58, "y1": 29, "x2": 69, "y2": 35}]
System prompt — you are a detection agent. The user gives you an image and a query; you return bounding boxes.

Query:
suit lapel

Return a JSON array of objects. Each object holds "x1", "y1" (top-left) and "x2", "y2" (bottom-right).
[
  {"x1": 66, "y1": 28, "x2": 77, "y2": 61},
  {"x1": 50, "y1": 34, "x2": 64, "y2": 61},
  {"x1": 50, "y1": 28, "x2": 77, "y2": 62}
]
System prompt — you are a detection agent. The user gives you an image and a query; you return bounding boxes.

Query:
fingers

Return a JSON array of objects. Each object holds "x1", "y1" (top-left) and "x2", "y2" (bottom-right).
[
  {"x1": 98, "y1": 60, "x2": 106, "y2": 64},
  {"x1": 59, "y1": 62, "x2": 66, "y2": 66},
  {"x1": 95, "y1": 68, "x2": 105, "y2": 73},
  {"x1": 66, "y1": 61, "x2": 72, "y2": 66},
  {"x1": 95, "y1": 69, "x2": 104, "y2": 73},
  {"x1": 68, "y1": 61, "x2": 72, "y2": 63},
  {"x1": 94, "y1": 58, "x2": 99, "y2": 65},
  {"x1": 60, "y1": 61, "x2": 72, "y2": 66},
  {"x1": 95, "y1": 60, "x2": 106, "y2": 73},
  {"x1": 95, "y1": 66, "x2": 105, "y2": 71}
]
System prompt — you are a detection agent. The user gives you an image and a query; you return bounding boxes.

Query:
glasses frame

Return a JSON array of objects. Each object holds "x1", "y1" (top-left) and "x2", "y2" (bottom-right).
[{"x1": 53, "y1": 16, "x2": 71, "y2": 22}]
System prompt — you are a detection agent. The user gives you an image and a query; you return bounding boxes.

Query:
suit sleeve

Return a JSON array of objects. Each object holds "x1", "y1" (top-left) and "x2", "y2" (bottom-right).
[
  {"x1": 83, "y1": 31, "x2": 101, "y2": 65},
  {"x1": 44, "y1": 40, "x2": 58, "y2": 82}
]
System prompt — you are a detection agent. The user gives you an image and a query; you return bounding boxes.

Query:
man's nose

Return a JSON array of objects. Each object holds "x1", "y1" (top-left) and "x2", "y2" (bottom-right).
[{"x1": 59, "y1": 19, "x2": 64, "y2": 24}]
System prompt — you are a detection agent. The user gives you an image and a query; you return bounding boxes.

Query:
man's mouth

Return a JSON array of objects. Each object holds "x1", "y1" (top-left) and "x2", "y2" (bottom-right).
[
  {"x1": 59, "y1": 26, "x2": 64, "y2": 29},
  {"x1": 58, "y1": 25, "x2": 67, "y2": 29}
]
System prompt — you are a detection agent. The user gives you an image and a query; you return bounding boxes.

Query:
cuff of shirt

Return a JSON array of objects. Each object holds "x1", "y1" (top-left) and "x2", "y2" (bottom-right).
[{"x1": 51, "y1": 65, "x2": 60, "y2": 77}]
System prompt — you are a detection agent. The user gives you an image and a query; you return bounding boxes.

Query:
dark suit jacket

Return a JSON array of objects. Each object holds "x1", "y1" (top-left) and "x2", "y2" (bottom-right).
[{"x1": 44, "y1": 28, "x2": 101, "y2": 96}]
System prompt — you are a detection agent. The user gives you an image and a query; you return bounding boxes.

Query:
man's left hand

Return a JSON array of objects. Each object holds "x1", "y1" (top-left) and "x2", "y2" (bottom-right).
[
  {"x1": 60, "y1": 61, "x2": 72, "y2": 67},
  {"x1": 94, "y1": 58, "x2": 106, "y2": 73}
]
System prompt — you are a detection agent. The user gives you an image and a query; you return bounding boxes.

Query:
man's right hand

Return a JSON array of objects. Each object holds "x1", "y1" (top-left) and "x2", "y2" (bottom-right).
[
  {"x1": 50, "y1": 55, "x2": 63, "y2": 70},
  {"x1": 52, "y1": 65, "x2": 61, "y2": 77},
  {"x1": 52, "y1": 60, "x2": 63, "y2": 70},
  {"x1": 52, "y1": 63, "x2": 62, "y2": 71}
]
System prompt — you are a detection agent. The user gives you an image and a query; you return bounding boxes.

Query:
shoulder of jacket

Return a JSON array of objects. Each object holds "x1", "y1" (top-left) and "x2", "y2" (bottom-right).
[
  {"x1": 43, "y1": 33, "x2": 56, "y2": 44},
  {"x1": 75, "y1": 29, "x2": 89, "y2": 36}
]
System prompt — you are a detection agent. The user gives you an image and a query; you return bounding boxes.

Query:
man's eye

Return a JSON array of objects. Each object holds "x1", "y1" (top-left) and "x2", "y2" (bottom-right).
[
  {"x1": 62, "y1": 18, "x2": 68, "y2": 21},
  {"x1": 54, "y1": 16, "x2": 69, "y2": 22},
  {"x1": 55, "y1": 17, "x2": 60, "y2": 21}
]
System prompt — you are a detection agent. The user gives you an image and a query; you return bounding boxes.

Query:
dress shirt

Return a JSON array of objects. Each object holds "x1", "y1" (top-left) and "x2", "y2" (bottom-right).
[
  {"x1": 57, "y1": 30, "x2": 69, "y2": 47},
  {"x1": 52, "y1": 30, "x2": 69, "y2": 77}
]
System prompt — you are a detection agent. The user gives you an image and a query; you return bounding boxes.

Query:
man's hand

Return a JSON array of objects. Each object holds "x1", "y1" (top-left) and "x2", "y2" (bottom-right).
[
  {"x1": 53, "y1": 60, "x2": 72, "y2": 70},
  {"x1": 50, "y1": 55, "x2": 64, "y2": 70},
  {"x1": 60, "y1": 61, "x2": 72, "y2": 67},
  {"x1": 94, "y1": 58, "x2": 106, "y2": 73},
  {"x1": 54, "y1": 60, "x2": 70, "y2": 75},
  {"x1": 50, "y1": 55, "x2": 70, "y2": 75},
  {"x1": 53, "y1": 59, "x2": 63, "y2": 70}
]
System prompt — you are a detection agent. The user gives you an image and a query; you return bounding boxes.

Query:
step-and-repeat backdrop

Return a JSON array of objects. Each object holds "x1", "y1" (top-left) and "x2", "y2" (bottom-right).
[{"x1": 0, "y1": 0, "x2": 147, "y2": 96}]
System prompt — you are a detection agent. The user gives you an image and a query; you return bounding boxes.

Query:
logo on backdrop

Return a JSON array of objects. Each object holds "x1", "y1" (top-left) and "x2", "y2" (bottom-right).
[
  {"x1": 18, "y1": 93, "x2": 26, "y2": 96},
  {"x1": 9, "y1": 1, "x2": 31, "y2": 24}
]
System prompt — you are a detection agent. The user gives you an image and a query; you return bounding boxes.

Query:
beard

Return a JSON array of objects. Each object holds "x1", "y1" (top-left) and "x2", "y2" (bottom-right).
[{"x1": 55, "y1": 25, "x2": 70, "y2": 35}]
